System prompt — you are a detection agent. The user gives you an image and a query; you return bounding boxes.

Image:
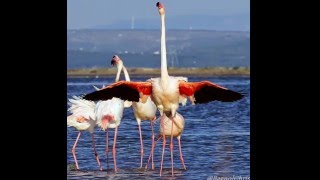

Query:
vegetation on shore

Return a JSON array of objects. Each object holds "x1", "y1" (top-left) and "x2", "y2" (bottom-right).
[{"x1": 67, "y1": 67, "x2": 250, "y2": 77}]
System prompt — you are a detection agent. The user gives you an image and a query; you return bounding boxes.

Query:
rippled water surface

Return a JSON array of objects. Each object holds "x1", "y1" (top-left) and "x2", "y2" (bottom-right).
[{"x1": 67, "y1": 76, "x2": 250, "y2": 179}]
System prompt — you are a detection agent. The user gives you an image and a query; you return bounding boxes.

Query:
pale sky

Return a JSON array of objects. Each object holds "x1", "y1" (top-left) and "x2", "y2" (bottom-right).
[{"x1": 67, "y1": 0, "x2": 250, "y2": 29}]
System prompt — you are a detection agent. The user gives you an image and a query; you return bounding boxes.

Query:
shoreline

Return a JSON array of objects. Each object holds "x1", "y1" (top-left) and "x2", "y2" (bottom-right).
[{"x1": 67, "y1": 67, "x2": 250, "y2": 78}]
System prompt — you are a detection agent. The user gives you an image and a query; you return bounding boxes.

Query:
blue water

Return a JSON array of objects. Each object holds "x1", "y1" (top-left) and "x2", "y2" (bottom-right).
[{"x1": 67, "y1": 76, "x2": 250, "y2": 179}]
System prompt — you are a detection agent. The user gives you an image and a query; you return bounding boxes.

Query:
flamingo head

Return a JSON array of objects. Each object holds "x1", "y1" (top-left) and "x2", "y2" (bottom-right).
[
  {"x1": 156, "y1": 2, "x2": 165, "y2": 15},
  {"x1": 111, "y1": 55, "x2": 123, "y2": 67}
]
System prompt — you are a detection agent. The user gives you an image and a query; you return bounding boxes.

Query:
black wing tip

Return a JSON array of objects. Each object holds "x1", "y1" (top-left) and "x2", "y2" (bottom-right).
[
  {"x1": 224, "y1": 90, "x2": 245, "y2": 102},
  {"x1": 194, "y1": 88, "x2": 245, "y2": 104}
]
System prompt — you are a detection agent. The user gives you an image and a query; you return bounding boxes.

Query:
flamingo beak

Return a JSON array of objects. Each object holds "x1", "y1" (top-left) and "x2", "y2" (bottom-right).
[
  {"x1": 111, "y1": 59, "x2": 116, "y2": 66},
  {"x1": 111, "y1": 55, "x2": 120, "y2": 66},
  {"x1": 156, "y1": 2, "x2": 163, "y2": 9}
]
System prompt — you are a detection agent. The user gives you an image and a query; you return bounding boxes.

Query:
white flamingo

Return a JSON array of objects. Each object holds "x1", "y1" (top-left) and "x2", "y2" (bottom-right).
[
  {"x1": 92, "y1": 60, "x2": 132, "y2": 173},
  {"x1": 67, "y1": 96, "x2": 102, "y2": 171},
  {"x1": 145, "y1": 112, "x2": 187, "y2": 172},
  {"x1": 94, "y1": 97, "x2": 124, "y2": 173},
  {"x1": 82, "y1": 1, "x2": 244, "y2": 176},
  {"x1": 111, "y1": 55, "x2": 158, "y2": 169}
]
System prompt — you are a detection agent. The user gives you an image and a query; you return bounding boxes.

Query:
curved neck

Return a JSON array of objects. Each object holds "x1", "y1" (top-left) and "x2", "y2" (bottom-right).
[
  {"x1": 122, "y1": 66, "x2": 130, "y2": 81},
  {"x1": 160, "y1": 15, "x2": 169, "y2": 81},
  {"x1": 115, "y1": 64, "x2": 123, "y2": 82}
]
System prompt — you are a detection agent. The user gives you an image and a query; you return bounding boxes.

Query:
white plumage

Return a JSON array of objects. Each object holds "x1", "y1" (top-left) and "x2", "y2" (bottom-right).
[
  {"x1": 67, "y1": 96, "x2": 96, "y2": 132},
  {"x1": 159, "y1": 112, "x2": 185, "y2": 137},
  {"x1": 95, "y1": 97, "x2": 124, "y2": 130},
  {"x1": 67, "y1": 115, "x2": 95, "y2": 133},
  {"x1": 67, "y1": 95, "x2": 102, "y2": 171}
]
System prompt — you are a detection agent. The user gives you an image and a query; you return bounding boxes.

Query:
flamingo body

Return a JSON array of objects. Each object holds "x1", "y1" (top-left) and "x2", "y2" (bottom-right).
[
  {"x1": 159, "y1": 112, "x2": 185, "y2": 137},
  {"x1": 132, "y1": 97, "x2": 157, "y2": 123},
  {"x1": 95, "y1": 97, "x2": 124, "y2": 130},
  {"x1": 147, "y1": 76, "x2": 187, "y2": 116}
]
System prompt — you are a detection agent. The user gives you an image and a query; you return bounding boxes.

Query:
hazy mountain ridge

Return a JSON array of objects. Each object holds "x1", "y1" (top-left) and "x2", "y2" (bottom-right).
[
  {"x1": 91, "y1": 14, "x2": 250, "y2": 31},
  {"x1": 67, "y1": 29, "x2": 250, "y2": 68}
]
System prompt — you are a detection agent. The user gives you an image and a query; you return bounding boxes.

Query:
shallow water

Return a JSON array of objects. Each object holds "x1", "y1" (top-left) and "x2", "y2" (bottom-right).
[{"x1": 67, "y1": 76, "x2": 250, "y2": 179}]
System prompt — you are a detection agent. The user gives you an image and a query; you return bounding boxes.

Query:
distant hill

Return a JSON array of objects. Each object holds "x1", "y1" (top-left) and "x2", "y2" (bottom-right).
[
  {"x1": 92, "y1": 14, "x2": 250, "y2": 31},
  {"x1": 67, "y1": 29, "x2": 250, "y2": 69}
]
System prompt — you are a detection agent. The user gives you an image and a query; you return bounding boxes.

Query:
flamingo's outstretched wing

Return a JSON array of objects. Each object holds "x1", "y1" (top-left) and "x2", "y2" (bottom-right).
[
  {"x1": 83, "y1": 81, "x2": 152, "y2": 102},
  {"x1": 179, "y1": 81, "x2": 244, "y2": 104}
]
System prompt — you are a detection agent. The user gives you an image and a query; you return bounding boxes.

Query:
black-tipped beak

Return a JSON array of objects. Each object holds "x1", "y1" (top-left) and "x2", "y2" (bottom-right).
[
  {"x1": 111, "y1": 55, "x2": 120, "y2": 66},
  {"x1": 156, "y1": 2, "x2": 163, "y2": 9},
  {"x1": 111, "y1": 59, "x2": 116, "y2": 66}
]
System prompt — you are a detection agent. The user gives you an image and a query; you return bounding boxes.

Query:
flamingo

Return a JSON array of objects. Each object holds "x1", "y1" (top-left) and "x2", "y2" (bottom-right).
[
  {"x1": 145, "y1": 112, "x2": 187, "y2": 174},
  {"x1": 94, "y1": 97, "x2": 124, "y2": 173},
  {"x1": 111, "y1": 55, "x2": 158, "y2": 169},
  {"x1": 92, "y1": 58, "x2": 133, "y2": 173},
  {"x1": 82, "y1": 1, "x2": 244, "y2": 176},
  {"x1": 67, "y1": 96, "x2": 102, "y2": 171}
]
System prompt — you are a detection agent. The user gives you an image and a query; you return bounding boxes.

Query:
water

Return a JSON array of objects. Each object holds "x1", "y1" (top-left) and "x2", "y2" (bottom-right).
[{"x1": 67, "y1": 76, "x2": 250, "y2": 179}]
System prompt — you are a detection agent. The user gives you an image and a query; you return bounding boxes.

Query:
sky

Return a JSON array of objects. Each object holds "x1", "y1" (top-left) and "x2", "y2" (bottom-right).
[{"x1": 67, "y1": 0, "x2": 250, "y2": 30}]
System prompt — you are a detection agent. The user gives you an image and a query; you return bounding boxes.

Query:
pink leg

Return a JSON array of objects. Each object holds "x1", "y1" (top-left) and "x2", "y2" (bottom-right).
[
  {"x1": 160, "y1": 116, "x2": 166, "y2": 176},
  {"x1": 145, "y1": 121, "x2": 156, "y2": 170},
  {"x1": 170, "y1": 117, "x2": 174, "y2": 176},
  {"x1": 113, "y1": 127, "x2": 118, "y2": 173},
  {"x1": 150, "y1": 120, "x2": 155, "y2": 170},
  {"x1": 177, "y1": 136, "x2": 186, "y2": 170},
  {"x1": 71, "y1": 131, "x2": 81, "y2": 170},
  {"x1": 145, "y1": 137, "x2": 162, "y2": 170},
  {"x1": 138, "y1": 122, "x2": 144, "y2": 168},
  {"x1": 106, "y1": 128, "x2": 109, "y2": 168},
  {"x1": 91, "y1": 133, "x2": 102, "y2": 171}
]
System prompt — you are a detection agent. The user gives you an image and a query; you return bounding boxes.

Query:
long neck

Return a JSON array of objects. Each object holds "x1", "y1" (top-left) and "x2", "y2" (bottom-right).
[
  {"x1": 160, "y1": 14, "x2": 169, "y2": 81},
  {"x1": 115, "y1": 64, "x2": 123, "y2": 82},
  {"x1": 122, "y1": 66, "x2": 130, "y2": 81}
]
